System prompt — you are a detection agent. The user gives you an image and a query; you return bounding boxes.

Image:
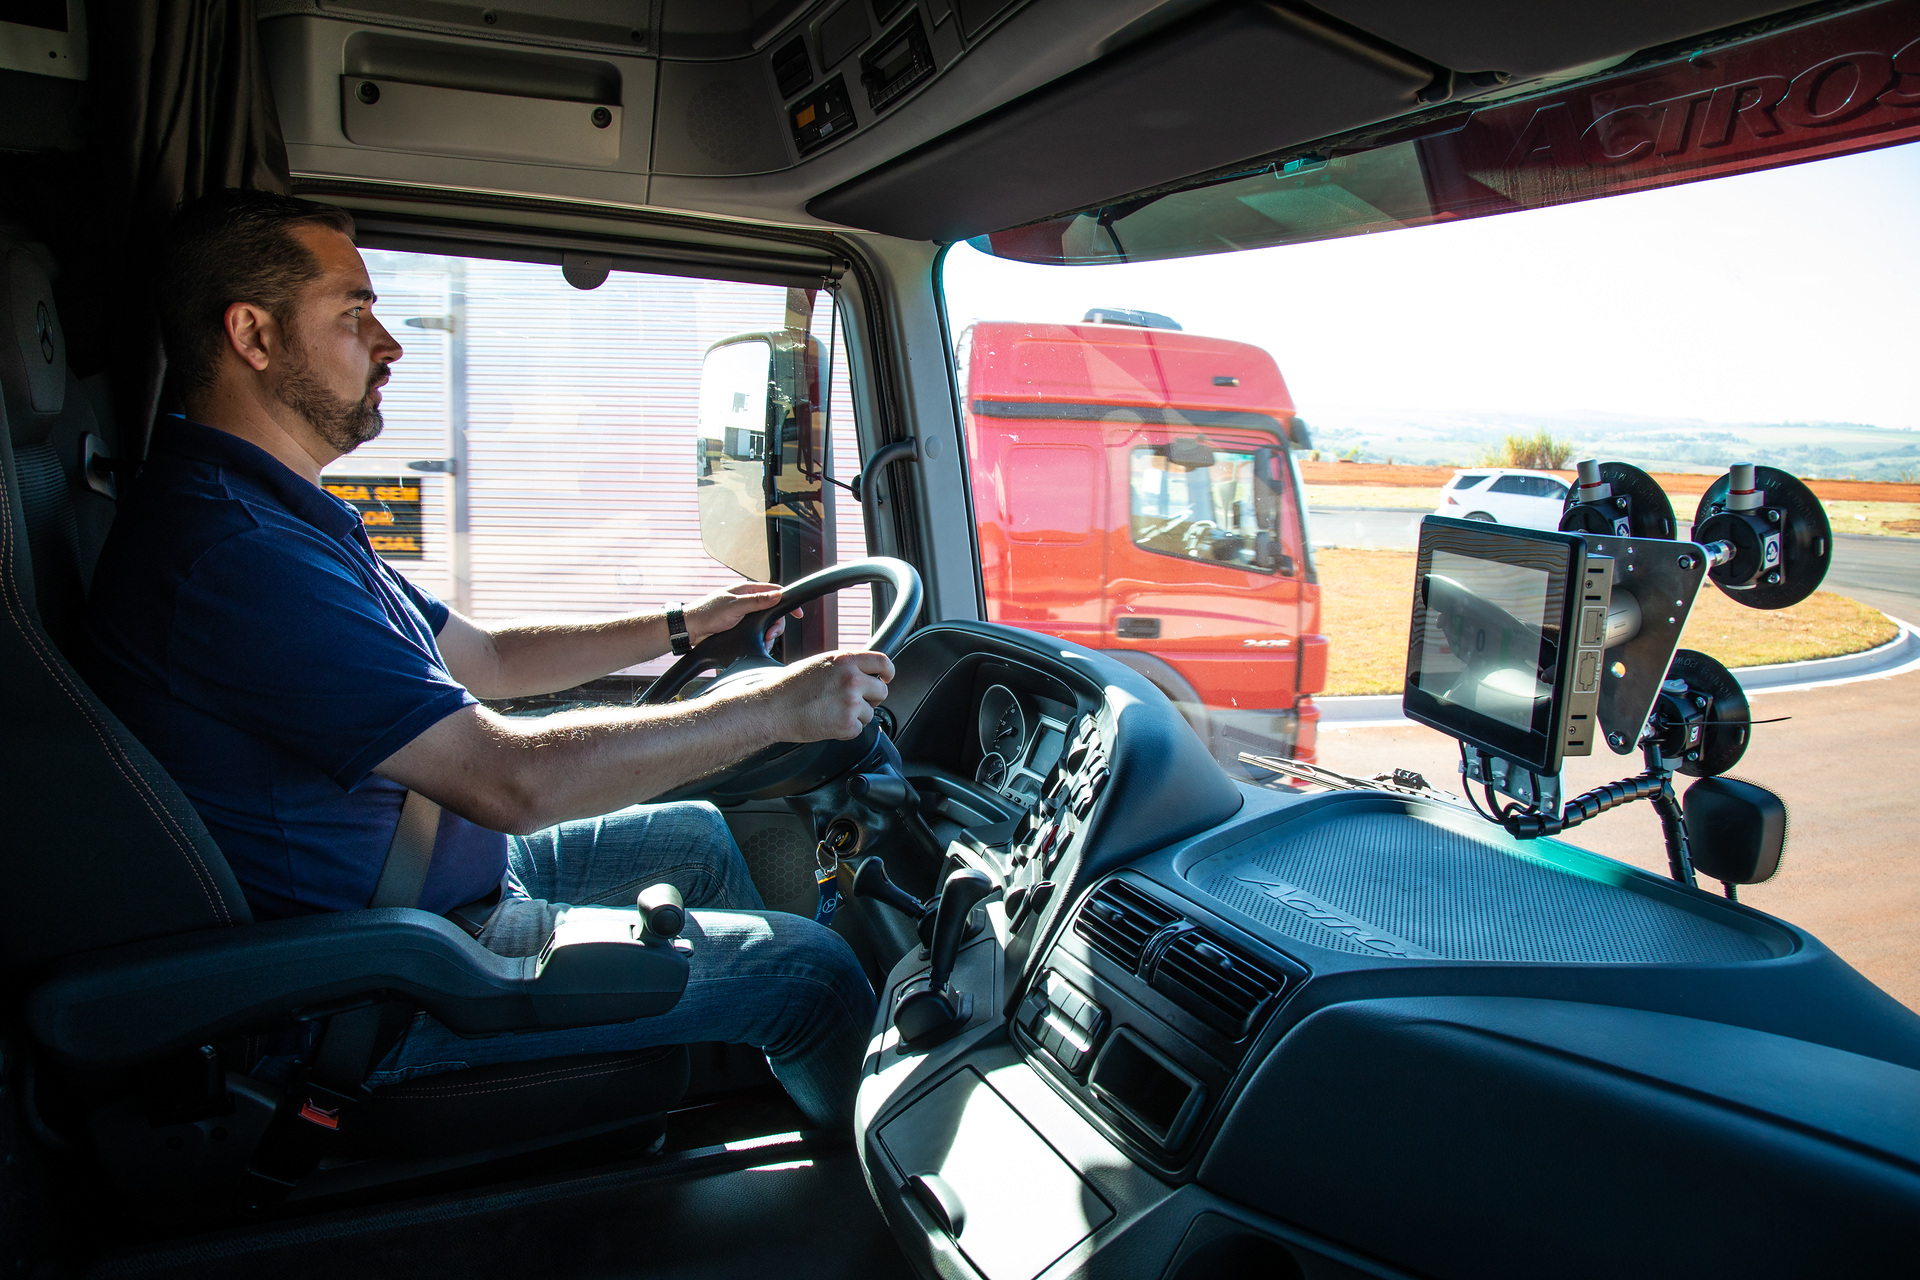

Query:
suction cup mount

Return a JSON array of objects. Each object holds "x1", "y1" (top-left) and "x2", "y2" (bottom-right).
[
  {"x1": 1561, "y1": 460, "x2": 1677, "y2": 540},
  {"x1": 1692, "y1": 464, "x2": 1830, "y2": 609},
  {"x1": 1655, "y1": 649, "x2": 1752, "y2": 778}
]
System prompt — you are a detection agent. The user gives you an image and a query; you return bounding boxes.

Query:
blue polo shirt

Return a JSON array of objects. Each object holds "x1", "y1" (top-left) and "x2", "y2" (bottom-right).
[{"x1": 84, "y1": 417, "x2": 510, "y2": 919}]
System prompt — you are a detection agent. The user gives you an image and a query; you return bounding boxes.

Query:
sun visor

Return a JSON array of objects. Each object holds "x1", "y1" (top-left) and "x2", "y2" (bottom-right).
[
  {"x1": 975, "y1": 0, "x2": 1920, "y2": 265},
  {"x1": 807, "y1": 1, "x2": 1435, "y2": 242}
]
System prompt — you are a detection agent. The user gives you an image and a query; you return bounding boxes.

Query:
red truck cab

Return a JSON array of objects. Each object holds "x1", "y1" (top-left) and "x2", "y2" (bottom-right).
[{"x1": 960, "y1": 312, "x2": 1326, "y2": 766}]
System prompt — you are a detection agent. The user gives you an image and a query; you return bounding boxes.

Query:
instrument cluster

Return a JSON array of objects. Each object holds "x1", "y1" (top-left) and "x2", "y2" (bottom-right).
[{"x1": 972, "y1": 682, "x2": 1071, "y2": 809}]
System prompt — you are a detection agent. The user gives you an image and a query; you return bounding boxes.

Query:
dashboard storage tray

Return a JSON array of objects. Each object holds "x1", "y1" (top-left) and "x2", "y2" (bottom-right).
[{"x1": 878, "y1": 1068, "x2": 1112, "y2": 1280}]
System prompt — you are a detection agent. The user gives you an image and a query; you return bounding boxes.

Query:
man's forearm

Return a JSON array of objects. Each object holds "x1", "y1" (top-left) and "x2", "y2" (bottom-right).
[
  {"x1": 380, "y1": 689, "x2": 784, "y2": 833},
  {"x1": 483, "y1": 611, "x2": 675, "y2": 698},
  {"x1": 439, "y1": 585, "x2": 782, "y2": 700}
]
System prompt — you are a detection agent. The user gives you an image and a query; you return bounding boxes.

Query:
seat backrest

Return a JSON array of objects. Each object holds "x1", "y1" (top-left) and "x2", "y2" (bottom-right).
[
  {"x1": 0, "y1": 234, "x2": 116, "y2": 657},
  {"x1": 0, "y1": 243, "x2": 251, "y2": 981}
]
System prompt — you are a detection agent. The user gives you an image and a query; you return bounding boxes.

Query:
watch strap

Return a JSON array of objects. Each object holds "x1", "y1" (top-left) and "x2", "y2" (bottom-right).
[{"x1": 666, "y1": 602, "x2": 692, "y2": 656}]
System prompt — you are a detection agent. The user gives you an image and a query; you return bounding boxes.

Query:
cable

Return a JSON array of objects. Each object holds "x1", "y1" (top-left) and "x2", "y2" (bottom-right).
[{"x1": 1461, "y1": 744, "x2": 1497, "y2": 823}]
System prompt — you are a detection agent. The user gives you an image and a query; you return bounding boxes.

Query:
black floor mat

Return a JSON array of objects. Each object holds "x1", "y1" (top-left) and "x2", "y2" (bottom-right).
[{"x1": 87, "y1": 1144, "x2": 914, "y2": 1280}]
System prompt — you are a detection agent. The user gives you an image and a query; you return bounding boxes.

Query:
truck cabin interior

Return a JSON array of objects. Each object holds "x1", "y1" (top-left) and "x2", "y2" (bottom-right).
[{"x1": 2, "y1": 1, "x2": 1918, "y2": 1277}]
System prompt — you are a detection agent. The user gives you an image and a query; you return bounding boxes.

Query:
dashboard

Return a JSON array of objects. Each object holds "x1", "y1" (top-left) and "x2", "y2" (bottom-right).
[{"x1": 853, "y1": 620, "x2": 1920, "y2": 1280}]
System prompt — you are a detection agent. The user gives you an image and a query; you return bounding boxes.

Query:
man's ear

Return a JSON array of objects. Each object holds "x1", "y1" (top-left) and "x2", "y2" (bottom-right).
[{"x1": 223, "y1": 301, "x2": 280, "y2": 373}]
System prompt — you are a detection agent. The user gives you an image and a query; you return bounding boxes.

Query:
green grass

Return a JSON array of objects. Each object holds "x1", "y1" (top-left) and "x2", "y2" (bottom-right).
[{"x1": 1315, "y1": 548, "x2": 1899, "y2": 696}]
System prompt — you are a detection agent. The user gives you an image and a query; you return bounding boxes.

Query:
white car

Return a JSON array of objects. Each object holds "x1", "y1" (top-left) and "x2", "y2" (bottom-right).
[{"x1": 1435, "y1": 468, "x2": 1571, "y2": 530}]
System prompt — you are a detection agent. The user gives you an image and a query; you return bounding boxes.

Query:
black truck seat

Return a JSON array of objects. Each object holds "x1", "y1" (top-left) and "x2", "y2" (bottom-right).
[
  {"x1": 0, "y1": 232, "x2": 116, "y2": 660},
  {"x1": 0, "y1": 233, "x2": 691, "y2": 1218}
]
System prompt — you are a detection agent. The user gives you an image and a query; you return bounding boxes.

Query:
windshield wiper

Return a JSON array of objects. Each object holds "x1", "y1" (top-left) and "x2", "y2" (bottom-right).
[{"x1": 1238, "y1": 752, "x2": 1466, "y2": 808}]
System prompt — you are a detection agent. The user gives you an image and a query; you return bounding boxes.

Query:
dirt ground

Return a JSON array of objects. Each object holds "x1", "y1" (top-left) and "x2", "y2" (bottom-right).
[
  {"x1": 1298, "y1": 460, "x2": 1920, "y2": 505},
  {"x1": 1314, "y1": 667, "x2": 1920, "y2": 1013}
]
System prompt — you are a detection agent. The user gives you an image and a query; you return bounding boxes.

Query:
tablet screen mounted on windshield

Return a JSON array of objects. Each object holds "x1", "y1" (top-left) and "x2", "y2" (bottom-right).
[{"x1": 1404, "y1": 519, "x2": 1585, "y2": 775}]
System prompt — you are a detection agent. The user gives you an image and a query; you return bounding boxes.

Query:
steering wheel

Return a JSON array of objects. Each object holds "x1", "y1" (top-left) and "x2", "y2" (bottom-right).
[{"x1": 637, "y1": 557, "x2": 923, "y2": 803}]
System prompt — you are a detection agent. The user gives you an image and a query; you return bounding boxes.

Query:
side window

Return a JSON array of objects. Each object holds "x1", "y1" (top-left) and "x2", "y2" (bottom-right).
[
  {"x1": 1453, "y1": 473, "x2": 1490, "y2": 490},
  {"x1": 342, "y1": 251, "x2": 871, "y2": 693},
  {"x1": 1488, "y1": 475, "x2": 1531, "y2": 495},
  {"x1": 1540, "y1": 478, "x2": 1569, "y2": 500},
  {"x1": 1128, "y1": 446, "x2": 1283, "y2": 573}
]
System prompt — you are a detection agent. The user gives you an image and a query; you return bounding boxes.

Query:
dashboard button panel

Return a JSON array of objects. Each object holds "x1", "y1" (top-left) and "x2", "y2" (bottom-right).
[{"x1": 1026, "y1": 970, "x2": 1107, "y2": 1076}]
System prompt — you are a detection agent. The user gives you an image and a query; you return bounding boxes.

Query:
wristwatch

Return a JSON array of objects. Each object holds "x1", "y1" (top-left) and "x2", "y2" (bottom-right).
[{"x1": 666, "y1": 602, "x2": 692, "y2": 656}]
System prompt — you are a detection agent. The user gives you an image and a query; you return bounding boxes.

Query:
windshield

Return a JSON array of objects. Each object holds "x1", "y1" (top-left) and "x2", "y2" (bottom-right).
[{"x1": 941, "y1": 138, "x2": 1920, "y2": 1012}]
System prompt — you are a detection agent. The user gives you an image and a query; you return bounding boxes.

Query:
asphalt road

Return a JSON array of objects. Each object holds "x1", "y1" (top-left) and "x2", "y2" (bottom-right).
[
  {"x1": 1311, "y1": 507, "x2": 1920, "y2": 624},
  {"x1": 1310, "y1": 506, "x2": 1920, "y2": 1011}
]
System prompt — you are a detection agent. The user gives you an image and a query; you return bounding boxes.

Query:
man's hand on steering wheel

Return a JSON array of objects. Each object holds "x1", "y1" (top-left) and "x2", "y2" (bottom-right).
[
  {"x1": 686, "y1": 582, "x2": 799, "y2": 646},
  {"x1": 759, "y1": 650, "x2": 896, "y2": 742},
  {"x1": 638, "y1": 558, "x2": 920, "y2": 802}
]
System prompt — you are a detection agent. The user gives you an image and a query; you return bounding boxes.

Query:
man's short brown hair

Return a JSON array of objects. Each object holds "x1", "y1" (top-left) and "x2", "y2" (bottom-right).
[{"x1": 155, "y1": 189, "x2": 357, "y2": 398}]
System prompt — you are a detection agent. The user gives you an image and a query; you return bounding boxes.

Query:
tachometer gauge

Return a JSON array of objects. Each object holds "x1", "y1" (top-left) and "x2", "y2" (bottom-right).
[
  {"x1": 978, "y1": 684, "x2": 1029, "y2": 761},
  {"x1": 975, "y1": 751, "x2": 1009, "y2": 790}
]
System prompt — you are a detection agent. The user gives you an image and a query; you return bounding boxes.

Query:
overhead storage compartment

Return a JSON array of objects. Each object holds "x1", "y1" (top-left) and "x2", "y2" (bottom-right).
[
  {"x1": 262, "y1": 16, "x2": 658, "y2": 199},
  {"x1": 807, "y1": 0, "x2": 1436, "y2": 242},
  {"x1": 1313, "y1": 0, "x2": 1809, "y2": 77},
  {"x1": 341, "y1": 77, "x2": 624, "y2": 167}
]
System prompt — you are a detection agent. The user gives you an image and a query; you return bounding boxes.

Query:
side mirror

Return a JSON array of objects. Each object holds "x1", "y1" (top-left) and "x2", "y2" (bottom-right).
[
  {"x1": 696, "y1": 330, "x2": 833, "y2": 653},
  {"x1": 1286, "y1": 416, "x2": 1312, "y2": 449},
  {"x1": 1683, "y1": 776, "x2": 1787, "y2": 886},
  {"x1": 696, "y1": 329, "x2": 828, "y2": 581},
  {"x1": 1252, "y1": 446, "x2": 1285, "y2": 534}
]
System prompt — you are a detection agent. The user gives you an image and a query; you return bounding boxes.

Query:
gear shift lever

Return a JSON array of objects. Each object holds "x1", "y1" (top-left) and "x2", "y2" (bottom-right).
[
  {"x1": 852, "y1": 856, "x2": 930, "y2": 923},
  {"x1": 892, "y1": 868, "x2": 994, "y2": 1047}
]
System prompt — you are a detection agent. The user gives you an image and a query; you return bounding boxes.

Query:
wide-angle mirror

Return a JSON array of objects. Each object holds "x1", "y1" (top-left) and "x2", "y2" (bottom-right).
[{"x1": 696, "y1": 329, "x2": 829, "y2": 581}]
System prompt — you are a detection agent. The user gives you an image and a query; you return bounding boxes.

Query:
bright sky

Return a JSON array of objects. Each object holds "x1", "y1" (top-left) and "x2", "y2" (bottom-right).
[{"x1": 940, "y1": 140, "x2": 1920, "y2": 432}]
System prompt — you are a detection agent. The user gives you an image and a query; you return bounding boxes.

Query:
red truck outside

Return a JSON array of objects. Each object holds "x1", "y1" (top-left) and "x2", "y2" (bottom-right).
[{"x1": 959, "y1": 315, "x2": 1326, "y2": 766}]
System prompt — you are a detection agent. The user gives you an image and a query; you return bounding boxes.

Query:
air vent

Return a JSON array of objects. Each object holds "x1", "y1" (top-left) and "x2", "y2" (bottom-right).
[
  {"x1": 1074, "y1": 881, "x2": 1178, "y2": 972},
  {"x1": 771, "y1": 35, "x2": 812, "y2": 100},
  {"x1": 1152, "y1": 929, "x2": 1284, "y2": 1038}
]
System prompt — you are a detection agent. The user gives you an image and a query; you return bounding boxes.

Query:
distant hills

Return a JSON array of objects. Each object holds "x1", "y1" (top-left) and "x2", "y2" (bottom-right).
[{"x1": 1302, "y1": 409, "x2": 1920, "y2": 482}]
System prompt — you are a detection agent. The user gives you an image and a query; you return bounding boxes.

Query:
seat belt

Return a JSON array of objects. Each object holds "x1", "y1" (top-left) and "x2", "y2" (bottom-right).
[
  {"x1": 239, "y1": 790, "x2": 445, "y2": 1211},
  {"x1": 318, "y1": 789, "x2": 442, "y2": 1086},
  {"x1": 369, "y1": 789, "x2": 442, "y2": 909}
]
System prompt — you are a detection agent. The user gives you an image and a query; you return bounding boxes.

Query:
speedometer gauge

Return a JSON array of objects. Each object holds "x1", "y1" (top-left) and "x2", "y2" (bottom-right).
[{"x1": 977, "y1": 684, "x2": 1029, "y2": 762}]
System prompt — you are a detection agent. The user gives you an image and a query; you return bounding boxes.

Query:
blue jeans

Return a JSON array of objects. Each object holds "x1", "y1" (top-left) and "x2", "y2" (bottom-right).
[{"x1": 370, "y1": 802, "x2": 876, "y2": 1130}]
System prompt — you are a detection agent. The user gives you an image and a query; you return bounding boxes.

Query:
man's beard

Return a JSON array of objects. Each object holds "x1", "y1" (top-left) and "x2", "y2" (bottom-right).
[{"x1": 274, "y1": 336, "x2": 385, "y2": 453}]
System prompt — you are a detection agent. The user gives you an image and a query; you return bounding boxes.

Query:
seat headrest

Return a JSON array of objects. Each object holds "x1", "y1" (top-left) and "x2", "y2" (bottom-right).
[{"x1": 1, "y1": 239, "x2": 68, "y2": 423}]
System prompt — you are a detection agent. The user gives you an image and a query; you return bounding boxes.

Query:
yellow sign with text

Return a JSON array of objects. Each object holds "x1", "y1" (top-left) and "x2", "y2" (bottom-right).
[{"x1": 323, "y1": 476, "x2": 424, "y2": 561}]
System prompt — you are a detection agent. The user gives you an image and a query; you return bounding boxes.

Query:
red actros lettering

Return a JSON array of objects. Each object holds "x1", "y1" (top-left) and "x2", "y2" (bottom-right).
[{"x1": 1503, "y1": 34, "x2": 1920, "y2": 174}]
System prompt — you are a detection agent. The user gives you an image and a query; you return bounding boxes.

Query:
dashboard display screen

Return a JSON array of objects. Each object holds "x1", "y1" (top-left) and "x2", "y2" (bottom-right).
[
  {"x1": 1404, "y1": 518, "x2": 1582, "y2": 774},
  {"x1": 1417, "y1": 550, "x2": 1552, "y2": 732},
  {"x1": 1028, "y1": 727, "x2": 1065, "y2": 776}
]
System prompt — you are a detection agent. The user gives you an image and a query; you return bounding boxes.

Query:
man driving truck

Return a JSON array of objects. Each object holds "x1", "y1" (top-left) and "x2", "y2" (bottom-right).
[{"x1": 82, "y1": 189, "x2": 889, "y2": 1129}]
